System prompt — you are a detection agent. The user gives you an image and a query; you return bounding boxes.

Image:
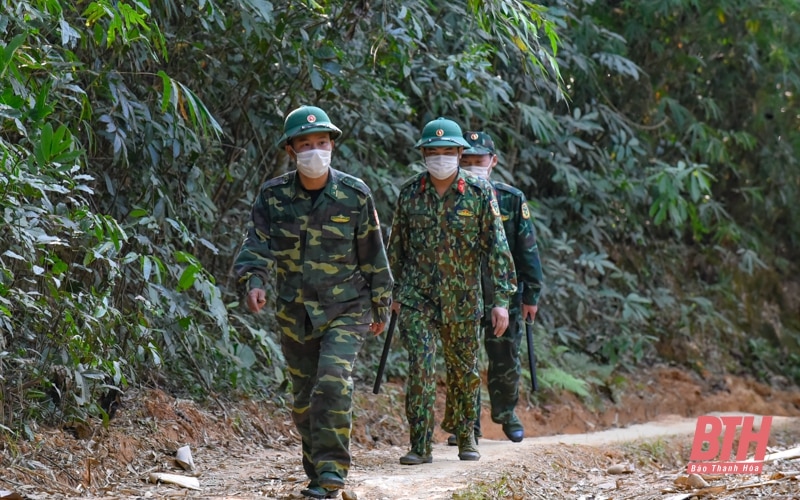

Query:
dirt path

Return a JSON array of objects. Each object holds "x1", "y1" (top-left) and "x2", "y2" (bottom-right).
[
  {"x1": 345, "y1": 414, "x2": 797, "y2": 500},
  {"x1": 122, "y1": 413, "x2": 798, "y2": 499},
  {"x1": 2, "y1": 367, "x2": 800, "y2": 499}
]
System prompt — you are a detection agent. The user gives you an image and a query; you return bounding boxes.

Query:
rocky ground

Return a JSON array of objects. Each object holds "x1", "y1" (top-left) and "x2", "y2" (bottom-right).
[{"x1": 1, "y1": 365, "x2": 799, "y2": 499}]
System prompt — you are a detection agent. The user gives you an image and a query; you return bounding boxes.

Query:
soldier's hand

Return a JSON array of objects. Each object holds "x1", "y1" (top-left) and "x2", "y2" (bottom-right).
[
  {"x1": 246, "y1": 288, "x2": 267, "y2": 313},
  {"x1": 369, "y1": 322, "x2": 385, "y2": 335},
  {"x1": 522, "y1": 304, "x2": 538, "y2": 323},
  {"x1": 491, "y1": 306, "x2": 509, "y2": 337},
  {"x1": 391, "y1": 301, "x2": 401, "y2": 314}
]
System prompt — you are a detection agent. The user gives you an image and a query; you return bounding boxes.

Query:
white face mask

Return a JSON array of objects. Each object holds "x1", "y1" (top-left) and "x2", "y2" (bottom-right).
[
  {"x1": 294, "y1": 149, "x2": 331, "y2": 178},
  {"x1": 425, "y1": 155, "x2": 459, "y2": 180},
  {"x1": 464, "y1": 166, "x2": 491, "y2": 179}
]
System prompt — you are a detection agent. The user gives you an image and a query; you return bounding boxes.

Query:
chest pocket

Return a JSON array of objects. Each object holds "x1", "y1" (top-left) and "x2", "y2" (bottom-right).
[
  {"x1": 449, "y1": 205, "x2": 480, "y2": 243},
  {"x1": 269, "y1": 221, "x2": 301, "y2": 258},
  {"x1": 320, "y1": 222, "x2": 355, "y2": 262},
  {"x1": 407, "y1": 213, "x2": 436, "y2": 250}
]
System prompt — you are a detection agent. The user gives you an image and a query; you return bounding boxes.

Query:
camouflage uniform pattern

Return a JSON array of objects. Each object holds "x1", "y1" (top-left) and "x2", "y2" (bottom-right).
[
  {"x1": 234, "y1": 168, "x2": 393, "y2": 481},
  {"x1": 478, "y1": 181, "x2": 544, "y2": 429},
  {"x1": 387, "y1": 168, "x2": 516, "y2": 456},
  {"x1": 281, "y1": 320, "x2": 368, "y2": 483},
  {"x1": 400, "y1": 308, "x2": 481, "y2": 455}
]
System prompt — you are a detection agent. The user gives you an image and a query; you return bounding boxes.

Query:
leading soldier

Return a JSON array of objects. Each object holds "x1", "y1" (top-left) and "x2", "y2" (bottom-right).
[
  {"x1": 387, "y1": 117, "x2": 517, "y2": 465},
  {"x1": 450, "y1": 130, "x2": 544, "y2": 445},
  {"x1": 234, "y1": 105, "x2": 393, "y2": 499}
]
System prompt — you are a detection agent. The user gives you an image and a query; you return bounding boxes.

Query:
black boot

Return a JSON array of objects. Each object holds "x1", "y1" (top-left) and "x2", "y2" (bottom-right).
[
  {"x1": 502, "y1": 415, "x2": 524, "y2": 443},
  {"x1": 448, "y1": 431, "x2": 479, "y2": 446},
  {"x1": 301, "y1": 480, "x2": 340, "y2": 499},
  {"x1": 399, "y1": 450, "x2": 433, "y2": 465}
]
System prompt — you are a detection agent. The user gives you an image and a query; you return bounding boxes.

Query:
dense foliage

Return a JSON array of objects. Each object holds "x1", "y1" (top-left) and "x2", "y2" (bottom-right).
[{"x1": 1, "y1": 0, "x2": 798, "y2": 433}]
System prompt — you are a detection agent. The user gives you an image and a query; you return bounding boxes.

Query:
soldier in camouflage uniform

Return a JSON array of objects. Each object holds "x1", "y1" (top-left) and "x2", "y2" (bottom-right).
[
  {"x1": 449, "y1": 130, "x2": 544, "y2": 444},
  {"x1": 234, "y1": 105, "x2": 393, "y2": 499},
  {"x1": 387, "y1": 117, "x2": 517, "y2": 465}
]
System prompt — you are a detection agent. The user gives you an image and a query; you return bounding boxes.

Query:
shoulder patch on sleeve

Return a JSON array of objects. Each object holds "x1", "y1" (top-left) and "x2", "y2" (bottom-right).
[
  {"x1": 521, "y1": 202, "x2": 531, "y2": 219},
  {"x1": 490, "y1": 198, "x2": 501, "y2": 217}
]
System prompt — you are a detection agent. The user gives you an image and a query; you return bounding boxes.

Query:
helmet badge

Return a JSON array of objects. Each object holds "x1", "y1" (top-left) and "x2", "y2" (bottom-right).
[
  {"x1": 307, "y1": 114, "x2": 317, "y2": 123},
  {"x1": 435, "y1": 129, "x2": 444, "y2": 137},
  {"x1": 471, "y1": 133, "x2": 479, "y2": 140}
]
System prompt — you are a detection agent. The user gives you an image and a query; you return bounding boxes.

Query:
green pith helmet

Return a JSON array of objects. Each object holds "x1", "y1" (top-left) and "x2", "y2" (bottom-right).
[
  {"x1": 413, "y1": 117, "x2": 471, "y2": 148},
  {"x1": 462, "y1": 131, "x2": 496, "y2": 155},
  {"x1": 277, "y1": 105, "x2": 342, "y2": 147}
]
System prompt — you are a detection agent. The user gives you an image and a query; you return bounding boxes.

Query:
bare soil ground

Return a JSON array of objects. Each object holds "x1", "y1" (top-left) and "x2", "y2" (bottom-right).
[{"x1": 1, "y1": 365, "x2": 800, "y2": 499}]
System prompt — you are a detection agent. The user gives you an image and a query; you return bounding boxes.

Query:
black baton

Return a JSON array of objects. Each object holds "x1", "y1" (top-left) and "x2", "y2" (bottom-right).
[
  {"x1": 373, "y1": 311, "x2": 398, "y2": 394},
  {"x1": 526, "y1": 320, "x2": 538, "y2": 392}
]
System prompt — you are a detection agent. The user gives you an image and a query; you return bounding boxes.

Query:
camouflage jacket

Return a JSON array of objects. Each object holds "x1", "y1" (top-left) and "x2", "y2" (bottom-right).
[
  {"x1": 234, "y1": 168, "x2": 394, "y2": 342},
  {"x1": 387, "y1": 168, "x2": 517, "y2": 323},
  {"x1": 482, "y1": 181, "x2": 544, "y2": 314}
]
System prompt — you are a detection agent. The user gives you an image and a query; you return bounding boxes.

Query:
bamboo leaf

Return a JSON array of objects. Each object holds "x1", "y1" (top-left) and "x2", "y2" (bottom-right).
[{"x1": 0, "y1": 33, "x2": 27, "y2": 78}]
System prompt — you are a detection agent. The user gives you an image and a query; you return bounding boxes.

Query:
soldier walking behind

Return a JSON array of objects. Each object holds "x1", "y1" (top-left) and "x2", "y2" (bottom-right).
[
  {"x1": 387, "y1": 117, "x2": 517, "y2": 465},
  {"x1": 234, "y1": 105, "x2": 393, "y2": 499},
  {"x1": 448, "y1": 130, "x2": 544, "y2": 445}
]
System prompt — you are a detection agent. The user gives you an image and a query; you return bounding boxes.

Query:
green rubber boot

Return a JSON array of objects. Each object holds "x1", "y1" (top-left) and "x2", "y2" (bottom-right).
[{"x1": 457, "y1": 429, "x2": 480, "y2": 461}]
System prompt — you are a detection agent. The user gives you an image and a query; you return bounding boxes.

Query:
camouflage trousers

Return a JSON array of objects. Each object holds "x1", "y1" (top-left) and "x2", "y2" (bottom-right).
[
  {"x1": 400, "y1": 307, "x2": 481, "y2": 455},
  {"x1": 280, "y1": 317, "x2": 368, "y2": 483},
  {"x1": 476, "y1": 309, "x2": 523, "y2": 433}
]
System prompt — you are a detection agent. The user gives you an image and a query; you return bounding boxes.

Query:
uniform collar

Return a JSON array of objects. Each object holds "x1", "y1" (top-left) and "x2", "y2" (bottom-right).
[
  {"x1": 453, "y1": 168, "x2": 469, "y2": 195},
  {"x1": 290, "y1": 168, "x2": 341, "y2": 201},
  {"x1": 421, "y1": 167, "x2": 468, "y2": 196}
]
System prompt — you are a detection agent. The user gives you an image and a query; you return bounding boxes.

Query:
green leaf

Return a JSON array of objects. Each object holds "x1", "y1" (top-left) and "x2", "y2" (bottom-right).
[
  {"x1": 174, "y1": 80, "x2": 223, "y2": 136},
  {"x1": 157, "y1": 70, "x2": 171, "y2": 112},
  {"x1": 539, "y1": 367, "x2": 590, "y2": 398},
  {"x1": 242, "y1": 0, "x2": 273, "y2": 21},
  {"x1": 59, "y1": 18, "x2": 81, "y2": 48},
  {"x1": 0, "y1": 33, "x2": 27, "y2": 78},
  {"x1": 174, "y1": 250, "x2": 195, "y2": 264},
  {"x1": 235, "y1": 344, "x2": 257, "y2": 368},
  {"x1": 310, "y1": 68, "x2": 324, "y2": 90},
  {"x1": 3, "y1": 250, "x2": 24, "y2": 261},
  {"x1": 142, "y1": 255, "x2": 152, "y2": 280},
  {"x1": 34, "y1": 122, "x2": 54, "y2": 166},
  {"x1": 177, "y1": 264, "x2": 200, "y2": 291},
  {"x1": 51, "y1": 259, "x2": 68, "y2": 274},
  {"x1": 129, "y1": 208, "x2": 148, "y2": 218}
]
